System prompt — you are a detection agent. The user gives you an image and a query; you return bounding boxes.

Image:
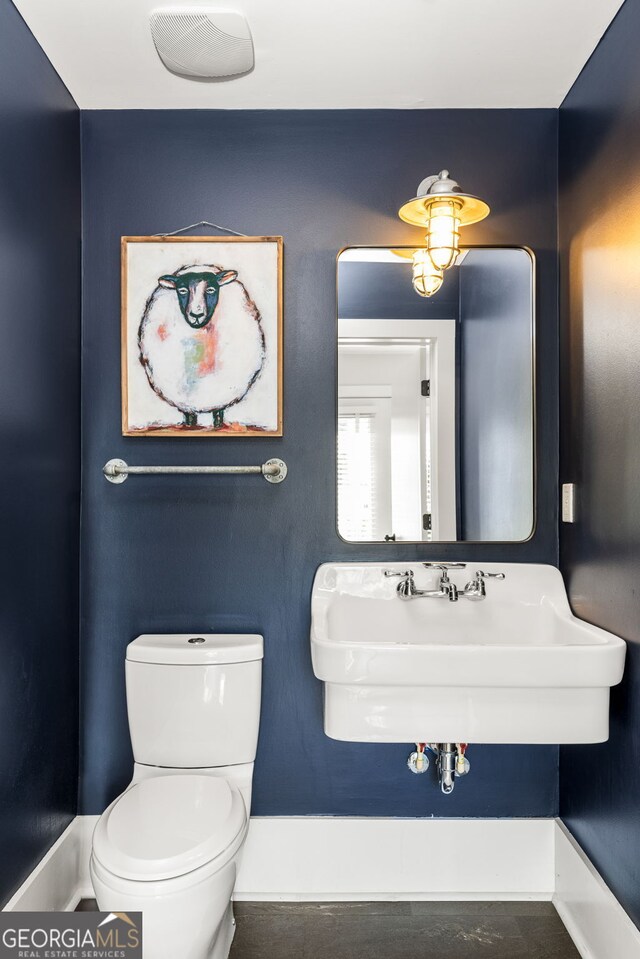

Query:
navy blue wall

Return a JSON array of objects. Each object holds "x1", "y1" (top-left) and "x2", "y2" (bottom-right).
[
  {"x1": 559, "y1": 0, "x2": 640, "y2": 928},
  {"x1": 0, "y1": 0, "x2": 80, "y2": 906},
  {"x1": 80, "y1": 109, "x2": 559, "y2": 817}
]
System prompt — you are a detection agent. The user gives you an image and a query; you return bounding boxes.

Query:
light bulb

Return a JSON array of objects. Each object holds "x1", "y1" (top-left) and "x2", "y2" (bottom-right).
[
  {"x1": 412, "y1": 249, "x2": 444, "y2": 297},
  {"x1": 425, "y1": 199, "x2": 461, "y2": 271}
]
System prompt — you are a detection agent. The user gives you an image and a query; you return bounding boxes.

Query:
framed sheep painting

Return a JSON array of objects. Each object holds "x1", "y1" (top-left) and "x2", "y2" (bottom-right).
[{"x1": 121, "y1": 235, "x2": 283, "y2": 436}]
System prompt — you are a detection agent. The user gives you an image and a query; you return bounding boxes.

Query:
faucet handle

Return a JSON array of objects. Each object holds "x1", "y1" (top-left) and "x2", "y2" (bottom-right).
[
  {"x1": 461, "y1": 569, "x2": 505, "y2": 601},
  {"x1": 421, "y1": 562, "x2": 467, "y2": 570},
  {"x1": 384, "y1": 569, "x2": 413, "y2": 579}
]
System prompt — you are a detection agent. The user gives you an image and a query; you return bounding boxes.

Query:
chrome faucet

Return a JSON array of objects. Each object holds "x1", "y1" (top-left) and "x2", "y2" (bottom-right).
[
  {"x1": 422, "y1": 563, "x2": 468, "y2": 602},
  {"x1": 384, "y1": 563, "x2": 466, "y2": 602},
  {"x1": 384, "y1": 564, "x2": 505, "y2": 602},
  {"x1": 383, "y1": 569, "x2": 449, "y2": 601}
]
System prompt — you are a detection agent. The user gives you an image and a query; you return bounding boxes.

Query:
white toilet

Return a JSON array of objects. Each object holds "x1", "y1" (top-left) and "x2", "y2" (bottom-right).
[{"x1": 90, "y1": 633, "x2": 263, "y2": 959}]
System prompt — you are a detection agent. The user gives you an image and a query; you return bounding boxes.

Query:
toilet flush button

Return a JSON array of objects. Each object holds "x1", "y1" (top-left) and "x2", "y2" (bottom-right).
[{"x1": 188, "y1": 637, "x2": 206, "y2": 644}]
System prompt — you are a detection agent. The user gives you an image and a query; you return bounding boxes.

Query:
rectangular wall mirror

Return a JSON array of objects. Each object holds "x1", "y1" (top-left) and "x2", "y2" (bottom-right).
[{"x1": 336, "y1": 246, "x2": 534, "y2": 543}]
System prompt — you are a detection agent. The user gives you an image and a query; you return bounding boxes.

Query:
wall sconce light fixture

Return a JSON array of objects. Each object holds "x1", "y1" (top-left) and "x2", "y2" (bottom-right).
[
  {"x1": 391, "y1": 247, "x2": 443, "y2": 298},
  {"x1": 398, "y1": 170, "x2": 490, "y2": 274},
  {"x1": 412, "y1": 249, "x2": 444, "y2": 297}
]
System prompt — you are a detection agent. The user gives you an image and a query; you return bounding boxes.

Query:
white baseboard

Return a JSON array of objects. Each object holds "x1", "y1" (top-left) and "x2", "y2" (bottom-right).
[
  {"x1": 5, "y1": 815, "x2": 640, "y2": 959},
  {"x1": 235, "y1": 817, "x2": 554, "y2": 900},
  {"x1": 553, "y1": 820, "x2": 640, "y2": 959},
  {"x1": 4, "y1": 816, "x2": 553, "y2": 910},
  {"x1": 3, "y1": 818, "x2": 94, "y2": 912}
]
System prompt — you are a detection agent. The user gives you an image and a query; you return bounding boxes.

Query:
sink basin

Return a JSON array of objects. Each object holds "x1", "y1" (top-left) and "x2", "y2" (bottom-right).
[{"x1": 310, "y1": 563, "x2": 626, "y2": 744}]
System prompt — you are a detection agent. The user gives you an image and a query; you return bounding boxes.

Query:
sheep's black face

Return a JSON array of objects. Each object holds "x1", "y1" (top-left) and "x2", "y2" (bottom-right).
[{"x1": 159, "y1": 269, "x2": 238, "y2": 329}]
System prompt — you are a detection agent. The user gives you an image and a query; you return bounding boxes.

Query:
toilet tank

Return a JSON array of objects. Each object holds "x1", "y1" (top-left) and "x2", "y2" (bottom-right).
[{"x1": 125, "y1": 634, "x2": 263, "y2": 768}]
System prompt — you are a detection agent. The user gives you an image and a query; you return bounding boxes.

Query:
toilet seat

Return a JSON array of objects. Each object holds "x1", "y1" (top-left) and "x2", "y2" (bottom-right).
[{"x1": 92, "y1": 774, "x2": 246, "y2": 882}]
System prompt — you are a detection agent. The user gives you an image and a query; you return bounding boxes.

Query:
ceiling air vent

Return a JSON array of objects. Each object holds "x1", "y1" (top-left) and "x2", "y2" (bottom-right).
[{"x1": 150, "y1": 8, "x2": 254, "y2": 79}]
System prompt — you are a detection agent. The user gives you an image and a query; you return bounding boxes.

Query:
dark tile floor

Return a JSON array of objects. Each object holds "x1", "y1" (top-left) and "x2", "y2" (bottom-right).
[
  {"x1": 77, "y1": 899, "x2": 579, "y2": 958},
  {"x1": 76, "y1": 899, "x2": 99, "y2": 911}
]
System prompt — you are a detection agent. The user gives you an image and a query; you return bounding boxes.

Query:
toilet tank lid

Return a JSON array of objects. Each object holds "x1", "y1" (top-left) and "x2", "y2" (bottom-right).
[{"x1": 127, "y1": 634, "x2": 263, "y2": 665}]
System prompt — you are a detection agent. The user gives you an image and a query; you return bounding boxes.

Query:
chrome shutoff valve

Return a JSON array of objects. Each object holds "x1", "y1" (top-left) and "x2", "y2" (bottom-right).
[
  {"x1": 456, "y1": 745, "x2": 470, "y2": 776},
  {"x1": 456, "y1": 755, "x2": 471, "y2": 776},
  {"x1": 407, "y1": 745, "x2": 430, "y2": 774}
]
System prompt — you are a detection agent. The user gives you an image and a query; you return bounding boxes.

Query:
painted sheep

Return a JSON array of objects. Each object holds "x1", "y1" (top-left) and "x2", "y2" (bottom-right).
[{"x1": 138, "y1": 264, "x2": 266, "y2": 429}]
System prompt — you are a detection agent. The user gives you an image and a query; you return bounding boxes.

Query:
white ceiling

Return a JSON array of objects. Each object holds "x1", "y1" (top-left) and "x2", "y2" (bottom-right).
[{"x1": 13, "y1": 0, "x2": 624, "y2": 110}]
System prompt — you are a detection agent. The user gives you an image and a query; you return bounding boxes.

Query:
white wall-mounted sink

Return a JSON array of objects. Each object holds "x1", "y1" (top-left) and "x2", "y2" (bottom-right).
[{"x1": 310, "y1": 563, "x2": 626, "y2": 744}]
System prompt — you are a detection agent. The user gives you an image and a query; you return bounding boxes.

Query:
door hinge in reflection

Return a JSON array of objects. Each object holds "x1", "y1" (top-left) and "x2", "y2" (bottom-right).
[
  {"x1": 421, "y1": 379, "x2": 431, "y2": 397},
  {"x1": 423, "y1": 513, "x2": 432, "y2": 532}
]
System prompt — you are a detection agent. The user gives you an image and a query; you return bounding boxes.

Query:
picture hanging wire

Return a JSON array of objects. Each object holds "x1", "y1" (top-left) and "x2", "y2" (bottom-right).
[{"x1": 153, "y1": 220, "x2": 249, "y2": 238}]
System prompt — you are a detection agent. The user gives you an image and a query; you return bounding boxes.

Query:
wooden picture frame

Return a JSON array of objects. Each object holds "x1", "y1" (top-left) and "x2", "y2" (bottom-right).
[{"x1": 121, "y1": 235, "x2": 283, "y2": 436}]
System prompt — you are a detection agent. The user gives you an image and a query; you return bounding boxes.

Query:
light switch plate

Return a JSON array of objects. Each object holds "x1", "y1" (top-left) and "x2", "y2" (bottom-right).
[{"x1": 562, "y1": 483, "x2": 576, "y2": 523}]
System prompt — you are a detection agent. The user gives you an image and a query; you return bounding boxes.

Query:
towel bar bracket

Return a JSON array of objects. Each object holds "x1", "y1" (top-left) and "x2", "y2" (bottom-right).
[{"x1": 103, "y1": 457, "x2": 288, "y2": 485}]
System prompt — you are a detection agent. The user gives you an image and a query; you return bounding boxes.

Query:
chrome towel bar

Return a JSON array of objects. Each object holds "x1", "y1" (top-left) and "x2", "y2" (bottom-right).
[{"x1": 103, "y1": 457, "x2": 287, "y2": 485}]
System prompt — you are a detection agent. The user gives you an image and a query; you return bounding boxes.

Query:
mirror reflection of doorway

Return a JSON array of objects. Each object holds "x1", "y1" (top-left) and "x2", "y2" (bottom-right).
[{"x1": 338, "y1": 321, "x2": 457, "y2": 542}]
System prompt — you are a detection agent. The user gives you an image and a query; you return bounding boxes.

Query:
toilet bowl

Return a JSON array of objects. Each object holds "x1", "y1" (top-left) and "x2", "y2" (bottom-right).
[{"x1": 90, "y1": 634, "x2": 263, "y2": 959}]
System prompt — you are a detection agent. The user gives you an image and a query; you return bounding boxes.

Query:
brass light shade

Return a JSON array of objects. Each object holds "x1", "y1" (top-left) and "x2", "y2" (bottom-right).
[{"x1": 398, "y1": 170, "x2": 489, "y2": 272}]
